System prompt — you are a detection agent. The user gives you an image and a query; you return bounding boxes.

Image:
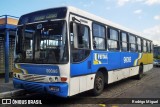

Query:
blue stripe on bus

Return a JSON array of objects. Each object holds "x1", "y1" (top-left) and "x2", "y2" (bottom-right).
[{"x1": 70, "y1": 51, "x2": 139, "y2": 77}]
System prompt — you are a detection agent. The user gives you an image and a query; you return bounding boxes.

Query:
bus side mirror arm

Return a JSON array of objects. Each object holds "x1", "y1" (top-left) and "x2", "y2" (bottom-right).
[{"x1": 73, "y1": 23, "x2": 78, "y2": 48}]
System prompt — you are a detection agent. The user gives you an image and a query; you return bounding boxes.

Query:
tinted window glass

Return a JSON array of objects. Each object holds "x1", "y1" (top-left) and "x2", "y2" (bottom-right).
[
  {"x1": 143, "y1": 40, "x2": 147, "y2": 52},
  {"x1": 77, "y1": 25, "x2": 90, "y2": 49},
  {"x1": 147, "y1": 41, "x2": 151, "y2": 52},
  {"x1": 108, "y1": 40, "x2": 118, "y2": 51},
  {"x1": 93, "y1": 37, "x2": 105, "y2": 49},
  {"x1": 121, "y1": 32, "x2": 127, "y2": 42},
  {"x1": 70, "y1": 23, "x2": 91, "y2": 63},
  {"x1": 129, "y1": 35, "x2": 136, "y2": 44},
  {"x1": 110, "y1": 29, "x2": 118, "y2": 40},
  {"x1": 130, "y1": 44, "x2": 136, "y2": 52},
  {"x1": 121, "y1": 42, "x2": 127, "y2": 51},
  {"x1": 93, "y1": 24, "x2": 105, "y2": 37},
  {"x1": 137, "y1": 38, "x2": 141, "y2": 45},
  {"x1": 138, "y1": 45, "x2": 141, "y2": 52},
  {"x1": 108, "y1": 28, "x2": 119, "y2": 51},
  {"x1": 93, "y1": 23, "x2": 106, "y2": 50},
  {"x1": 143, "y1": 40, "x2": 146, "y2": 46}
]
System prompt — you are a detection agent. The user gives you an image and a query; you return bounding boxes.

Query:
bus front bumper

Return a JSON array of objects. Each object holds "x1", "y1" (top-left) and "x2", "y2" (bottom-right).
[{"x1": 13, "y1": 78, "x2": 68, "y2": 97}]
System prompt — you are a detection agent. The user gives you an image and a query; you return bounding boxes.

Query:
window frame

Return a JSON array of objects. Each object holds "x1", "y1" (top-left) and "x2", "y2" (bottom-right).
[
  {"x1": 128, "y1": 33, "x2": 137, "y2": 52},
  {"x1": 92, "y1": 22, "x2": 106, "y2": 50},
  {"x1": 69, "y1": 21, "x2": 91, "y2": 63},
  {"x1": 150, "y1": 42, "x2": 153, "y2": 53},
  {"x1": 120, "y1": 31, "x2": 129, "y2": 52},
  {"x1": 137, "y1": 37, "x2": 142, "y2": 52},
  {"x1": 70, "y1": 22, "x2": 91, "y2": 50},
  {"x1": 143, "y1": 39, "x2": 147, "y2": 53},
  {"x1": 128, "y1": 34, "x2": 137, "y2": 52},
  {"x1": 108, "y1": 27, "x2": 120, "y2": 51},
  {"x1": 147, "y1": 41, "x2": 151, "y2": 53}
]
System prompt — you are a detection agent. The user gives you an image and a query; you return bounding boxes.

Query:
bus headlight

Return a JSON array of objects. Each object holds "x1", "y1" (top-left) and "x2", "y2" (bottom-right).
[
  {"x1": 49, "y1": 77, "x2": 54, "y2": 82},
  {"x1": 13, "y1": 73, "x2": 16, "y2": 78},
  {"x1": 18, "y1": 74, "x2": 20, "y2": 79},
  {"x1": 54, "y1": 77, "x2": 58, "y2": 82}
]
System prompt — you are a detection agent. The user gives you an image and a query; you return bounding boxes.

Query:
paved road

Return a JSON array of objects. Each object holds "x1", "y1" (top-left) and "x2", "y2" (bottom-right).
[
  {"x1": 0, "y1": 78, "x2": 14, "y2": 93},
  {"x1": 1, "y1": 67, "x2": 160, "y2": 107}
]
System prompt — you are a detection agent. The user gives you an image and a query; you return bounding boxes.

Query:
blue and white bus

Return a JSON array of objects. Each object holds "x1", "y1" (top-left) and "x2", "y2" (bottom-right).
[{"x1": 13, "y1": 6, "x2": 153, "y2": 97}]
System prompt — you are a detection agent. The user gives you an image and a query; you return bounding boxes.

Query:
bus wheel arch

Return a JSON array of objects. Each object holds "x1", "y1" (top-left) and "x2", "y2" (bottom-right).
[
  {"x1": 92, "y1": 67, "x2": 108, "y2": 96},
  {"x1": 136, "y1": 63, "x2": 143, "y2": 80},
  {"x1": 98, "y1": 67, "x2": 108, "y2": 84}
]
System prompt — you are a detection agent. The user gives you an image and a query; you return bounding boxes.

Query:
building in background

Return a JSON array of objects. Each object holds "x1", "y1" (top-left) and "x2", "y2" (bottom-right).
[{"x1": 0, "y1": 15, "x2": 18, "y2": 81}]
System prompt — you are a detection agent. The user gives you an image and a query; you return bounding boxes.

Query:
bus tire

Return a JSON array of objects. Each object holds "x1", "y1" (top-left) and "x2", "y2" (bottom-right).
[
  {"x1": 92, "y1": 71, "x2": 104, "y2": 96},
  {"x1": 136, "y1": 65, "x2": 143, "y2": 80}
]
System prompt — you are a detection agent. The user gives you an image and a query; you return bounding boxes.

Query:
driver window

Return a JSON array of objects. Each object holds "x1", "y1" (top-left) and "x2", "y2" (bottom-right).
[
  {"x1": 77, "y1": 24, "x2": 90, "y2": 49},
  {"x1": 70, "y1": 22, "x2": 90, "y2": 62}
]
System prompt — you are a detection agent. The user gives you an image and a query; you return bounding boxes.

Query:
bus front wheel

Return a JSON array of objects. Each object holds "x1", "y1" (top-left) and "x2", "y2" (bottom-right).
[{"x1": 92, "y1": 72, "x2": 104, "y2": 96}]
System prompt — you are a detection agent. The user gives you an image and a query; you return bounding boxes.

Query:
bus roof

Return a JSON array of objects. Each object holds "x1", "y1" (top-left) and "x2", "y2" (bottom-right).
[
  {"x1": 67, "y1": 6, "x2": 152, "y2": 42},
  {"x1": 19, "y1": 6, "x2": 152, "y2": 42}
]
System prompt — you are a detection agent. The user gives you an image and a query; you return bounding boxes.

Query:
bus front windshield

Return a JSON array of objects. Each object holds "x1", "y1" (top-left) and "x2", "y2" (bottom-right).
[{"x1": 15, "y1": 20, "x2": 68, "y2": 64}]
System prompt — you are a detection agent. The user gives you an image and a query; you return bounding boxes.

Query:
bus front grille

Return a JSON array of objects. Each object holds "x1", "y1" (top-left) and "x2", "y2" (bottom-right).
[{"x1": 23, "y1": 74, "x2": 46, "y2": 82}]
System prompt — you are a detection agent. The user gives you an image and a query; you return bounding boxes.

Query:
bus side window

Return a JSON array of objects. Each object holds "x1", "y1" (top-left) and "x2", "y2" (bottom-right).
[
  {"x1": 137, "y1": 37, "x2": 142, "y2": 52},
  {"x1": 92, "y1": 23, "x2": 106, "y2": 50},
  {"x1": 151, "y1": 42, "x2": 153, "y2": 53},
  {"x1": 120, "y1": 32, "x2": 128, "y2": 51},
  {"x1": 129, "y1": 34, "x2": 136, "y2": 52},
  {"x1": 147, "y1": 41, "x2": 151, "y2": 53},
  {"x1": 77, "y1": 24, "x2": 90, "y2": 49},
  {"x1": 108, "y1": 28, "x2": 119, "y2": 51},
  {"x1": 143, "y1": 39, "x2": 147, "y2": 52}
]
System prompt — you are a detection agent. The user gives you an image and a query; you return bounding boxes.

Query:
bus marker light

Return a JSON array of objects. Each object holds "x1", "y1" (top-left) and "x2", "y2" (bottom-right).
[{"x1": 61, "y1": 77, "x2": 67, "y2": 82}]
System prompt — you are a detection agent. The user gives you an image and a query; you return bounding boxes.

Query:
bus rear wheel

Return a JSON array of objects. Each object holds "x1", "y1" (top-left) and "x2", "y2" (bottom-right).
[
  {"x1": 136, "y1": 65, "x2": 143, "y2": 80},
  {"x1": 92, "y1": 72, "x2": 104, "y2": 96}
]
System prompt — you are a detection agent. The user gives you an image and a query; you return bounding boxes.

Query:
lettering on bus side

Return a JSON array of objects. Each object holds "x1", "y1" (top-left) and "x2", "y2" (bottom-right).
[
  {"x1": 94, "y1": 53, "x2": 108, "y2": 64},
  {"x1": 97, "y1": 54, "x2": 108, "y2": 60},
  {"x1": 123, "y1": 57, "x2": 131, "y2": 63}
]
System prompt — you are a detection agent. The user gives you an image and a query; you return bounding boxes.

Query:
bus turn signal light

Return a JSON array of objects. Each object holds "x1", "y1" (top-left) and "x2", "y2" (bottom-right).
[{"x1": 61, "y1": 77, "x2": 67, "y2": 82}]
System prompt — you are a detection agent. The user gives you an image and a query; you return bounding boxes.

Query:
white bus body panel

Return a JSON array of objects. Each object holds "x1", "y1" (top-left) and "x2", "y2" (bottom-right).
[{"x1": 69, "y1": 74, "x2": 95, "y2": 96}]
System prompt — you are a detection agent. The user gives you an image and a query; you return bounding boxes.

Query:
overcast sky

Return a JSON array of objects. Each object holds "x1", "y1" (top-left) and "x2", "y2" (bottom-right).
[{"x1": 1, "y1": 0, "x2": 160, "y2": 45}]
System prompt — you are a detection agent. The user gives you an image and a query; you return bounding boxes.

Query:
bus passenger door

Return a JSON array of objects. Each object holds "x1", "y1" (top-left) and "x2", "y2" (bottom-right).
[
  {"x1": 70, "y1": 18, "x2": 92, "y2": 76},
  {"x1": 69, "y1": 15, "x2": 92, "y2": 95}
]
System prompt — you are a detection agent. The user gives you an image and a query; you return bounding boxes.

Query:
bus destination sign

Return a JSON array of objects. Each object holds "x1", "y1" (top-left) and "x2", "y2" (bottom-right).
[
  {"x1": 34, "y1": 13, "x2": 58, "y2": 21},
  {"x1": 19, "y1": 7, "x2": 67, "y2": 24}
]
